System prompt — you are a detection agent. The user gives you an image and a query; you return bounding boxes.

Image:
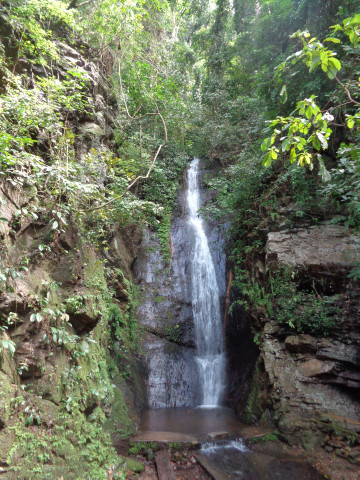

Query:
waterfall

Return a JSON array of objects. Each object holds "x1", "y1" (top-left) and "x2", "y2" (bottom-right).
[{"x1": 187, "y1": 158, "x2": 226, "y2": 406}]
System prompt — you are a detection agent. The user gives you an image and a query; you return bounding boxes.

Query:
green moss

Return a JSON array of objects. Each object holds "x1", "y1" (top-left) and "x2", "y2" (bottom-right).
[
  {"x1": 6, "y1": 323, "x2": 122, "y2": 478},
  {"x1": 0, "y1": 427, "x2": 15, "y2": 466},
  {"x1": 4, "y1": 269, "x2": 135, "y2": 479},
  {"x1": 243, "y1": 367, "x2": 265, "y2": 425},
  {"x1": 163, "y1": 323, "x2": 181, "y2": 343},
  {"x1": 154, "y1": 295, "x2": 166, "y2": 303},
  {"x1": 0, "y1": 358, "x2": 18, "y2": 462},
  {"x1": 128, "y1": 441, "x2": 159, "y2": 455},
  {"x1": 8, "y1": 407, "x2": 122, "y2": 479},
  {"x1": 83, "y1": 250, "x2": 109, "y2": 316},
  {"x1": 104, "y1": 385, "x2": 134, "y2": 439},
  {"x1": 1, "y1": 234, "x2": 143, "y2": 478},
  {"x1": 248, "y1": 432, "x2": 280, "y2": 444},
  {"x1": 120, "y1": 456, "x2": 144, "y2": 473},
  {"x1": 157, "y1": 213, "x2": 171, "y2": 267},
  {"x1": 6, "y1": 320, "x2": 128, "y2": 479}
]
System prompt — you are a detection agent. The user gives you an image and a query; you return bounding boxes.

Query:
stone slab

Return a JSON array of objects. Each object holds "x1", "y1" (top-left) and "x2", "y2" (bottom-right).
[
  {"x1": 155, "y1": 448, "x2": 176, "y2": 480},
  {"x1": 194, "y1": 453, "x2": 229, "y2": 480},
  {"x1": 133, "y1": 430, "x2": 200, "y2": 445},
  {"x1": 266, "y1": 225, "x2": 360, "y2": 271}
]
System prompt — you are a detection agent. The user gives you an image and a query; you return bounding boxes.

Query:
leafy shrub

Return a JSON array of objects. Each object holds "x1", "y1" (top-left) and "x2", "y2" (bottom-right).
[{"x1": 235, "y1": 267, "x2": 339, "y2": 336}]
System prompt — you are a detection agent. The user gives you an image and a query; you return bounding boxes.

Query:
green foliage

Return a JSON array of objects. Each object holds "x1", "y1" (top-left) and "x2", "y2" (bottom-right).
[
  {"x1": 128, "y1": 441, "x2": 159, "y2": 456},
  {"x1": 236, "y1": 267, "x2": 339, "y2": 336},
  {"x1": 163, "y1": 322, "x2": 181, "y2": 343},
  {"x1": 1, "y1": 0, "x2": 358, "y2": 475},
  {"x1": 140, "y1": 150, "x2": 188, "y2": 209},
  {"x1": 8, "y1": 409, "x2": 121, "y2": 479},
  {"x1": 248, "y1": 431, "x2": 280, "y2": 444},
  {"x1": 275, "y1": 283, "x2": 339, "y2": 335},
  {"x1": 0, "y1": 0, "x2": 192, "y2": 251},
  {"x1": 202, "y1": 151, "x2": 267, "y2": 224},
  {"x1": 261, "y1": 14, "x2": 360, "y2": 193},
  {"x1": 348, "y1": 262, "x2": 360, "y2": 281},
  {"x1": 0, "y1": 312, "x2": 19, "y2": 355},
  {"x1": 65, "y1": 294, "x2": 87, "y2": 314},
  {"x1": 157, "y1": 212, "x2": 172, "y2": 266},
  {"x1": 6, "y1": 0, "x2": 78, "y2": 64},
  {"x1": 283, "y1": 29, "x2": 342, "y2": 79},
  {"x1": 36, "y1": 71, "x2": 90, "y2": 112},
  {"x1": 0, "y1": 1, "x2": 194, "y2": 478},
  {"x1": 261, "y1": 95, "x2": 333, "y2": 174},
  {"x1": 6, "y1": 301, "x2": 132, "y2": 479},
  {"x1": 0, "y1": 336, "x2": 16, "y2": 355},
  {"x1": 322, "y1": 142, "x2": 360, "y2": 230},
  {"x1": 107, "y1": 302, "x2": 126, "y2": 340}
]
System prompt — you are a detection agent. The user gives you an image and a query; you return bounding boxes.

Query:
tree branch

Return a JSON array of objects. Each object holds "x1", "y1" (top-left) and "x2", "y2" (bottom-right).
[
  {"x1": 335, "y1": 76, "x2": 360, "y2": 106},
  {"x1": 79, "y1": 145, "x2": 163, "y2": 213},
  {"x1": 117, "y1": 58, "x2": 168, "y2": 142},
  {"x1": 68, "y1": 0, "x2": 93, "y2": 9}
]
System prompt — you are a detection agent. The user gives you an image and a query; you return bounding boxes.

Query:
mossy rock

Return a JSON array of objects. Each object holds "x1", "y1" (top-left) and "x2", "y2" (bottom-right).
[
  {"x1": 120, "y1": 456, "x2": 144, "y2": 473},
  {"x1": 0, "y1": 427, "x2": 15, "y2": 463},
  {"x1": 0, "y1": 370, "x2": 15, "y2": 426},
  {"x1": 0, "y1": 346, "x2": 19, "y2": 382},
  {"x1": 104, "y1": 384, "x2": 135, "y2": 439},
  {"x1": 242, "y1": 368, "x2": 265, "y2": 424}
]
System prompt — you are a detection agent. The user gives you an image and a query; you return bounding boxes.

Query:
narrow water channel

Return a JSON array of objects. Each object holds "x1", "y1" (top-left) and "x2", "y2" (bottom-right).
[{"x1": 187, "y1": 158, "x2": 226, "y2": 406}]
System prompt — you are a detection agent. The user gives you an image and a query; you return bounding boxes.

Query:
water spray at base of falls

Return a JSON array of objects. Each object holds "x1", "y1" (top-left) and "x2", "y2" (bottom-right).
[{"x1": 187, "y1": 158, "x2": 226, "y2": 407}]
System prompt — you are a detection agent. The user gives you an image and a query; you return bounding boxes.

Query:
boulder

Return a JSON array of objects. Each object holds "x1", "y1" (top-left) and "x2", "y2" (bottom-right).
[
  {"x1": 285, "y1": 335, "x2": 317, "y2": 354},
  {"x1": 316, "y1": 340, "x2": 360, "y2": 368},
  {"x1": 266, "y1": 225, "x2": 360, "y2": 288},
  {"x1": 261, "y1": 321, "x2": 360, "y2": 448},
  {"x1": 299, "y1": 359, "x2": 336, "y2": 378}
]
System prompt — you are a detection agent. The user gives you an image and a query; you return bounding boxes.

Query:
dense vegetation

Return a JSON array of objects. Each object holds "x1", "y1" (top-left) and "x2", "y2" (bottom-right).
[
  {"x1": 0, "y1": 1, "x2": 193, "y2": 477},
  {"x1": 0, "y1": 0, "x2": 359, "y2": 477},
  {"x1": 187, "y1": 0, "x2": 359, "y2": 336}
]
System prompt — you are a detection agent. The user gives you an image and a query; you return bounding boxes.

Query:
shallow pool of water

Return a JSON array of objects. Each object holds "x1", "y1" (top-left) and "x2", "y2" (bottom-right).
[
  {"x1": 198, "y1": 438, "x2": 324, "y2": 480},
  {"x1": 140, "y1": 406, "x2": 244, "y2": 436},
  {"x1": 138, "y1": 407, "x2": 324, "y2": 480}
]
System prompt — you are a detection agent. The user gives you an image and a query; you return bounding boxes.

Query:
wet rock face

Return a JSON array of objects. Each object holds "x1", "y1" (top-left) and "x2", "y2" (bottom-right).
[
  {"x1": 225, "y1": 302, "x2": 259, "y2": 410},
  {"x1": 238, "y1": 219, "x2": 360, "y2": 459},
  {"x1": 134, "y1": 221, "x2": 201, "y2": 408},
  {"x1": 261, "y1": 321, "x2": 360, "y2": 449},
  {"x1": 144, "y1": 333, "x2": 201, "y2": 408},
  {"x1": 134, "y1": 164, "x2": 227, "y2": 408}
]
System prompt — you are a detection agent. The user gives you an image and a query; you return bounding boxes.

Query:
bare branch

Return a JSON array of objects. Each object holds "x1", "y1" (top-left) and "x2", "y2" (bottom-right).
[
  {"x1": 117, "y1": 58, "x2": 168, "y2": 142},
  {"x1": 335, "y1": 76, "x2": 360, "y2": 106},
  {"x1": 68, "y1": 0, "x2": 94, "y2": 9},
  {"x1": 79, "y1": 145, "x2": 163, "y2": 213}
]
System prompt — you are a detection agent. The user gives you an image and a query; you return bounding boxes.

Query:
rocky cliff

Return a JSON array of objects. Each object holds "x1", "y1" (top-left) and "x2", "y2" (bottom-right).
[
  {"x1": 0, "y1": 18, "x2": 146, "y2": 478},
  {"x1": 227, "y1": 183, "x2": 360, "y2": 473},
  {"x1": 133, "y1": 164, "x2": 227, "y2": 408}
]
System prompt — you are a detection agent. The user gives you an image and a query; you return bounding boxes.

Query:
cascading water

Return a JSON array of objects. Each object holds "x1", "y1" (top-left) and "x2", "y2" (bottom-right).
[
  {"x1": 136, "y1": 161, "x2": 318, "y2": 480},
  {"x1": 187, "y1": 158, "x2": 226, "y2": 406}
]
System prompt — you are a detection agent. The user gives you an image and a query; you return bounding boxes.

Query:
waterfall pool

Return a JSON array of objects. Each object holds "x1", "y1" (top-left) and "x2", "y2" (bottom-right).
[
  {"x1": 140, "y1": 406, "x2": 245, "y2": 438},
  {"x1": 136, "y1": 407, "x2": 324, "y2": 480}
]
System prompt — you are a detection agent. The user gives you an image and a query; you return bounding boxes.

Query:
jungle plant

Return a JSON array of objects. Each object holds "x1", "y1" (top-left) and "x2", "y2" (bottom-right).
[
  {"x1": 236, "y1": 266, "x2": 339, "y2": 336},
  {"x1": 261, "y1": 15, "x2": 360, "y2": 178}
]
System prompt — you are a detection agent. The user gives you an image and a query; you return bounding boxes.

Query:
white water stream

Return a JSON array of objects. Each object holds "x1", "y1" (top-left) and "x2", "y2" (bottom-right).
[{"x1": 187, "y1": 158, "x2": 226, "y2": 406}]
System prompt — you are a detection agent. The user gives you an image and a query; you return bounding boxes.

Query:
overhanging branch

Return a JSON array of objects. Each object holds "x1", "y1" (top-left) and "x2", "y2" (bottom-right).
[{"x1": 79, "y1": 145, "x2": 163, "y2": 213}]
